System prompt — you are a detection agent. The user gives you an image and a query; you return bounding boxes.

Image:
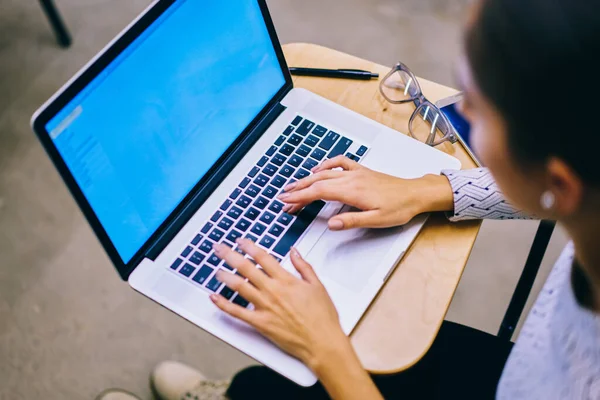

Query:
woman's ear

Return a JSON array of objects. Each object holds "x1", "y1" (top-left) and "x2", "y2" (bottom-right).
[{"x1": 547, "y1": 157, "x2": 584, "y2": 217}]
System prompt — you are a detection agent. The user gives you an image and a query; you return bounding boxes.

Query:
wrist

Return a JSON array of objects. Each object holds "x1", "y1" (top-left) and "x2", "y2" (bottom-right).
[
  {"x1": 306, "y1": 331, "x2": 356, "y2": 374},
  {"x1": 413, "y1": 174, "x2": 455, "y2": 214}
]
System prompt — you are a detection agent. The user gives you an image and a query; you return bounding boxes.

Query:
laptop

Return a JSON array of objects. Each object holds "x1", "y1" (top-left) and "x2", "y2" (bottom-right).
[{"x1": 31, "y1": 0, "x2": 461, "y2": 386}]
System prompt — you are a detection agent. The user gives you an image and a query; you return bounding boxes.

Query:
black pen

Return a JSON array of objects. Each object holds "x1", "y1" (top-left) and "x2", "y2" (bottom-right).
[{"x1": 289, "y1": 67, "x2": 379, "y2": 80}]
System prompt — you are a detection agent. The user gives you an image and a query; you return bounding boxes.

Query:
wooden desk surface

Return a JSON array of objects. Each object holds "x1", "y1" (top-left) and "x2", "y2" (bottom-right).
[{"x1": 282, "y1": 43, "x2": 481, "y2": 374}]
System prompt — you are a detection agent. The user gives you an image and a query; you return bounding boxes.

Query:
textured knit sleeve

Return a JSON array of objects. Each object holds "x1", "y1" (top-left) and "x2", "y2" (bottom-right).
[{"x1": 441, "y1": 168, "x2": 534, "y2": 222}]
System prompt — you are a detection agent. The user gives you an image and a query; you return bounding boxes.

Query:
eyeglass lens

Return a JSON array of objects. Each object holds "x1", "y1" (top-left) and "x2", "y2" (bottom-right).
[
  {"x1": 409, "y1": 102, "x2": 453, "y2": 146},
  {"x1": 381, "y1": 69, "x2": 420, "y2": 102}
]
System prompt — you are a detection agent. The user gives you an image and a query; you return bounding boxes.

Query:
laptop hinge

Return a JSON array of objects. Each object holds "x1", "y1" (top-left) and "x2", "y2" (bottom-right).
[{"x1": 143, "y1": 100, "x2": 288, "y2": 262}]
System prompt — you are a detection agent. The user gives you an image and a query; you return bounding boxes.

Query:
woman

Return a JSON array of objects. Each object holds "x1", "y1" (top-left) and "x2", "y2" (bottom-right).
[{"x1": 99, "y1": 0, "x2": 600, "y2": 398}]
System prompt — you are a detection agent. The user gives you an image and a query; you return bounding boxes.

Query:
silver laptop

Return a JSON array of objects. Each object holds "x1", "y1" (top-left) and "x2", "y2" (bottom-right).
[{"x1": 31, "y1": 0, "x2": 460, "y2": 386}]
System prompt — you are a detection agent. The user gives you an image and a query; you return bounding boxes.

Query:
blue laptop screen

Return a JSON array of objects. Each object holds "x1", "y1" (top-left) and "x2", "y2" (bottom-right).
[{"x1": 45, "y1": 0, "x2": 286, "y2": 263}]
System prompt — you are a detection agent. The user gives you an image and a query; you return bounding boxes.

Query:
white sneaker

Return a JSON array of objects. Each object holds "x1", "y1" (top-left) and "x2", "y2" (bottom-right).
[
  {"x1": 151, "y1": 361, "x2": 231, "y2": 400},
  {"x1": 95, "y1": 389, "x2": 141, "y2": 400}
]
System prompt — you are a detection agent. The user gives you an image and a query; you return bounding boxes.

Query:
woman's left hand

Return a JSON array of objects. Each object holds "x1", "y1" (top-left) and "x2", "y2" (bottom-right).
[{"x1": 210, "y1": 239, "x2": 350, "y2": 370}]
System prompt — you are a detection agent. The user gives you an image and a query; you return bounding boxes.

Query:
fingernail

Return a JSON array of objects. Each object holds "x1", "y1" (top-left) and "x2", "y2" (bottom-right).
[
  {"x1": 284, "y1": 182, "x2": 297, "y2": 191},
  {"x1": 282, "y1": 204, "x2": 292, "y2": 212},
  {"x1": 213, "y1": 243, "x2": 224, "y2": 255},
  {"x1": 209, "y1": 294, "x2": 219, "y2": 303},
  {"x1": 216, "y1": 270, "x2": 224, "y2": 280},
  {"x1": 329, "y1": 219, "x2": 344, "y2": 230},
  {"x1": 278, "y1": 193, "x2": 290, "y2": 200},
  {"x1": 291, "y1": 247, "x2": 302, "y2": 258}
]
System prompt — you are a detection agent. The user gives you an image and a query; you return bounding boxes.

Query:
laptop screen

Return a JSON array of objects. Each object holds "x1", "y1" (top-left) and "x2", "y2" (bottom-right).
[{"x1": 44, "y1": 0, "x2": 286, "y2": 263}]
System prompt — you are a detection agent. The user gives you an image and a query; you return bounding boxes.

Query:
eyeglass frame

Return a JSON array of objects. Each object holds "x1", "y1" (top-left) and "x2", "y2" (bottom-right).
[{"x1": 379, "y1": 61, "x2": 458, "y2": 147}]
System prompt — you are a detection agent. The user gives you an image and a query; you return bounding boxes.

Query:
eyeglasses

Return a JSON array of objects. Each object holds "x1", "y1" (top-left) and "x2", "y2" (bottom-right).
[{"x1": 379, "y1": 62, "x2": 458, "y2": 147}]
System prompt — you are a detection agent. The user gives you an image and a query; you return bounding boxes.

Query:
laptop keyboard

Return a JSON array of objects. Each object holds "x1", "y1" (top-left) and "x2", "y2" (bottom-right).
[{"x1": 168, "y1": 115, "x2": 370, "y2": 307}]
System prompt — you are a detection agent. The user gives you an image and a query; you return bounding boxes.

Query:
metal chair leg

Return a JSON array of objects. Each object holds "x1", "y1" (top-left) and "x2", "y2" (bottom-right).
[{"x1": 39, "y1": 0, "x2": 72, "y2": 48}]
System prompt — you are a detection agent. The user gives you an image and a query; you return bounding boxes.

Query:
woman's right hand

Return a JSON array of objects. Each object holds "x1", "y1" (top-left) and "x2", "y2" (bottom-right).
[{"x1": 277, "y1": 155, "x2": 456, "y2": 230}]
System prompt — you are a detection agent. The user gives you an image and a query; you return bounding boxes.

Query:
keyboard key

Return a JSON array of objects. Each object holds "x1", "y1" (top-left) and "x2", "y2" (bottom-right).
[
  {"x1": 296, "y1": 144, "x2": 311, "y2": 157},
  {"x1": 244, "y1": 184, "x2": 260, "y2": 198},
  {"x1": 280, "y1": 144, "x2": 295, "y2": 156},
  {"x1": 313, "y1": 125, "x2": 327, "y2": 137},
  {"x1": 236, "y1": 195, "x2": 252, "y2": 209},
  {"x1": 296, "y1": 119, "x2": 315, "y2": 136},
  {"x1": 266, "y1": 145, "x2": 277, "y2": 156},
  {"x1": 189, "y1": 251, "x2": 205, "y2": 266},
  {"x1": 222, "y1": 262, "x2": 234, "y2": 271},
  {"x1": 244, "y1": 207, "x2": 260, "y2": 221},
  {"x1": 192, "y1": 265, "x2": 214, "y2": 285},
  {"x1": 304, "y1": 135, "x2": 319, "y2": 147},
  {"x1": 328, "y1": 137, "x2": 353, "y2": 159},
  {"x1": 227, "y1": 206, "x2": 243, "y2": 220},
  {"x1": 356, "y1": 145, "x2": 368, "y2": 156},
  {"x1": 301, "y1": 158, "x2": 317, "y2": 171},
  {"x1": 219, "y1": 285, "x2": 236, "y2": 300},
  {"x1": 220, "y1": 200, "x2": 233, "y2": 211},
  {"x1": 206, "y1": 276, "x2": 222, "y2": 292},
  {"x1": 269, "y1": 200, "x2": 284, "y2": 213},
  {"x1": 201, "y1": 222, "x2": 213, "y2": 234},
  {"x1": 257, "y1": 155, "x2": 269, "y2": 167},
  {"x1": 209, "y1": 228, "x2": 225, "y2": 242},
  {"x1": 260, "y1": 211, "x2": 276, "y2": 224},
  {"x1": 275, "y1": 135, "x2": 286, "y2": 146},
  {"x1": 280, "y1": 164, "x2": 295, "y2": 177},
  {"x1": 199, "y1": 240, "x2": 213, "y2": 253},
  {"x1": 263, "y1": 163, "x2": 278, "y2": 177},
  {"x1": 278, "y1": 213, "x2": 293, "y2": 226},
  {"x1": 226, "y1": 229, "x2": 243, "y2": 243},
  {"x1": 271, "y1": 175, "x2": 287, "y2": 188},
  {"x1": 289, "y1": 154, "x2": 303, "y2": 167},
  {"x1": 210, "y1": 210, "x2": 223, "y2": 222},
  {"x1": 319, "y1": 131, "x2": 341, "y2": 151},
  {"x1": 311, "y1": 148, "x2": 326, "y2": 161},
  {"x1": 272, "y1": 153, "x2": 286, "y2": 166},
  {"x1": 291, "y1": 116, "x2": 303, "y2": 126},
  {"x1": 273, "y1": 256, "x2": 282, "y2": 263},
  {"x1": 232, "y1": 294, "x2": 250, "y2": 308},
  {"x1": 259, "y1": 235, "x2": 276, "y2": 249},
  {"x1": 253, "y1": 196, "x2": 269, "y2": 209},
  {"x1": 248, "y1": 166, "x2": 260, "y2": 177},
  {"x1": 346, "y1": 152, "x2": 360, "y2": 162},
  {"x1": 294, "y1": 168, "x2": 310, "y2": 180},
  {"x1": 179, "y1": 263, "x2": 196, "y2": 277},
  {"x1": 229, "y1": 188, "x2": 242, "y2": 200},
  {"x1": 222, "y1": 241, "x2": 234, "y2": 248},
  {"x1": 234, "y1": 246, "x2": 245, "y2": 256},
  {"x1": 235, "y1": 218, "x2": 252, "y2": 232},
  {"x1": 288, "y1": 134, "x2": 303, "y2": 146},
  {"x1": 218, "y1": 217, "x2": 234, "y2": 231},
  {"x1": 283, "y1": 125, "x2": 295, "y2": 136},
  {"x1": 245, "y1": 234, "x2": 258, "y2": 242},
  {"x1": 239, "y1": 177, "x2": 251, "y2": 188},
  {"x1": 273, "y1": 201, "x2": 326, "y2": 257},
  {"x1": 254, "y1": 174, "x2": 269, "y2": 187},
  {"x1": 181, "y1": 246, "x2": 193, "y2": 258},
  {"x1": 170, "y1": 258, "x2": 184, "y2": 270},
  {"x1": 251, "y1": 222, "x2": 267, "y2": 236},
  {"x1": 269, "y1": 224, "x2": 284, "y2": 237},
  {"x1": 191, "y1": 234, "x2": 203, "y2": 246},
  {"x1": 262, "y1": 185, "x2": 277, "y2": 199},
  {"x1": 207, "y1": 253, "x2": 221, "y2": 266}
]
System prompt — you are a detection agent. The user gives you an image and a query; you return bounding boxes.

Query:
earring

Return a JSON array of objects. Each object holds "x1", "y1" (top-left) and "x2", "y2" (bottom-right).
[{"x1": 540, "y1": 191, "x2": 555, "y2": 210}]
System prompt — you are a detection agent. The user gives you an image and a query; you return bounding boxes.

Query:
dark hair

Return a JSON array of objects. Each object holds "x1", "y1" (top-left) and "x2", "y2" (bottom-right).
[{"x1": 466, "y1": 0, "x2": 600, "y2": 185}]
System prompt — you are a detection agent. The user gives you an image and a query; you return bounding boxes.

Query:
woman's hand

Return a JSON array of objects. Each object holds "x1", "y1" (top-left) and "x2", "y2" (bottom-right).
[
  {"x1": 210, "y1": 239, "x2": 349, "y2": 370},
  {"x1": 277, "y1": 155, "x2": 455, "y2": 230}
]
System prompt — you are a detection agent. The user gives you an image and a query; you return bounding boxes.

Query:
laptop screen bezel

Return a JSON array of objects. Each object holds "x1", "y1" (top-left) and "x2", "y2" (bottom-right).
[{"x1": 31, "y1": 0, "x2": 293, "y2": 279}]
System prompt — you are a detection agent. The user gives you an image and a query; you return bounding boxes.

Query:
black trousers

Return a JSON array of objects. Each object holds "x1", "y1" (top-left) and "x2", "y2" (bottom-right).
[{"x1": 226, "y1": 321, "x2": 513, "y2": 400}]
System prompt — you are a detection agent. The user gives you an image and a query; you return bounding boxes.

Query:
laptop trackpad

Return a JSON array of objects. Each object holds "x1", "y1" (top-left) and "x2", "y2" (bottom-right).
[{"x1": 306, "y1": 218, "x2": 403, "y2": 293}]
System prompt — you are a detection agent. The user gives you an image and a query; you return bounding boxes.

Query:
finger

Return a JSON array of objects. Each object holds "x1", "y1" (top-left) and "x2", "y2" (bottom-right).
[
  {"x1": 282, "y1": 203, "x2": 304, "y2": 215},
  {"x1": 214, "y1": 243, "x2": 270, "y2": 289},
  {"x1": 328, "y1": 210, "x2": 381, "y2": 231},
  {"x1": 312, "y1": 155, "x2": 360, "y2": 173},
  {"x1": 278, "y1": 180, "x2": 349, "y2": 205},
  {"x1": 237, "y1": 239, "x2": 288, "y2": 280},
  {"x1": 210, "y1": 293, "x2": 257, "y2": 324},
  {"x1": 215, "y1": 270, "x2": 265, "y2": 307},
  {"x1": 290, "y1": 247, "x2": 320, "y2": 285},
  {"x1": 283, "y1": 170, "x2": 343, "y2": 193}
]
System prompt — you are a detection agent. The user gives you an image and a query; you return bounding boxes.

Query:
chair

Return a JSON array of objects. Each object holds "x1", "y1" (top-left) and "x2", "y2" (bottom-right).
[{"x1": 39, "y1": 0, "x2": 71, "y2": 47}]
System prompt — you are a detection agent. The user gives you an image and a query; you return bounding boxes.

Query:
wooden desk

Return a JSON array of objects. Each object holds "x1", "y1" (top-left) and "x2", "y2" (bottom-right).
[{"x1": 283, "y1": 43, "x2": 481, "y2": 374}]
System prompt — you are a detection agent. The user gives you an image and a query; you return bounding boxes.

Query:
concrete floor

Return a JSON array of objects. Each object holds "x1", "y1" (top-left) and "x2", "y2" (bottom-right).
[{"x1": 0, "y1": 0, "x2": 568, "y2": 399}]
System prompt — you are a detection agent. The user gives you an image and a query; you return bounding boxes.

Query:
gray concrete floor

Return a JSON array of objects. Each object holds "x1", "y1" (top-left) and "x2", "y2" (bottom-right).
[{"x1": 0, "y1": 0, "x2": 568, "y2": 399}]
